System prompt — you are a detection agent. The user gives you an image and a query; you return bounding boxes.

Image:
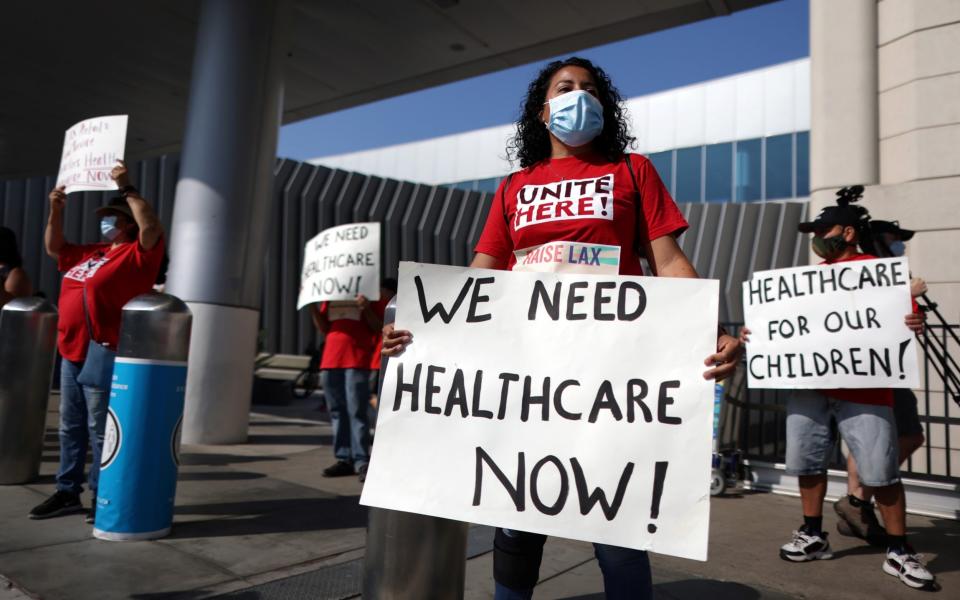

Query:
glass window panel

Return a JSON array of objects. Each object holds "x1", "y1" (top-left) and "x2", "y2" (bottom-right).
[
  {"x1": 735, "y1": 138, "x2": 762, "y2": 202},
  {"x1": 675, "y1": 146, "x2": 702, "y2": 202},
  {"x1": 765, "y1": 133, "x2": 793, "y2": 200},
  {"x1": 705, "y1": 142, "x2": 733, "y2": 203},
  {"x1": 648, "y1": 151, "x2": 673, "y2": 195},
  {"x1": 796, "y1": 131, "x2": 810, "y2": 197}
]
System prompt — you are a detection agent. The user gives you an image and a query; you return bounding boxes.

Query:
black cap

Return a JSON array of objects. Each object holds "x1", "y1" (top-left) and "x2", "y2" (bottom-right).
[
  {"x1": 869, "y1": 220, "x2": 914, "y2": 241},
  {"x1": 797, "y1": 205, "x2": 861, "y2": 233}
]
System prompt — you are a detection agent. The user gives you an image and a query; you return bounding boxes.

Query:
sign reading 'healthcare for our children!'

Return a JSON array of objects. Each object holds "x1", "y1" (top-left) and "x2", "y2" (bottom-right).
[
  {"x1": 297, "y1": 222, "x2": 380, "y2": 309},
  {"x1": 360, "y1": 262, "x2": 719, "y2": 561},
  {"x1": 742, "y1": 257, "x2": 919, "y2": 389},
  {"x1": 56, "y1": 115, "x2": 128, "y2": 194}
]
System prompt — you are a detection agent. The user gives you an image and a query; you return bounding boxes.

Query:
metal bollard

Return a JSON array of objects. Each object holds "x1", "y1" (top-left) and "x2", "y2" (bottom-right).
[
  {"x1": 0, "y1": 298, "x2": 58, "y2": 485},
  {"x1": 93, "y1": 293, "x2": 191, "y2": 541},
  {"x1": 363, "y1": 295, "x2": 470, "y2": 599}
]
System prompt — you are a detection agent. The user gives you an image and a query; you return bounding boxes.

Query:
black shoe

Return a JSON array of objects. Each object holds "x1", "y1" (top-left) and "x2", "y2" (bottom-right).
[
  {"x1": 357, "y1": 464, "x2": 368, "y2": 483},
  {"x1": 323, "y1": 460, "x2": 355, "y2": 478},
  {"x1": 29, "y1": 491, "x2": 83, "y2": 520},
  {"x1": 85, "y1": 501, "x2": 96, "y2": 524}
]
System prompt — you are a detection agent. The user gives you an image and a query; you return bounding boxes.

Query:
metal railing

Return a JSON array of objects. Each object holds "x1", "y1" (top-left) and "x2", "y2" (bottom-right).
[{"x1": 721, "y1": 322, "x2": 960, "y2": 485}]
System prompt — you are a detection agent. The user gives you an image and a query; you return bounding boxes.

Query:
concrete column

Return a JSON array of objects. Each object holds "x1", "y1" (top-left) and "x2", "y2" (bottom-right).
[
  {"x1": 809, "y1": 0, "x2": 878, "y2": 198},
  {"x1": 167, "y1": 0, "x2": 289, "y2": 444}
]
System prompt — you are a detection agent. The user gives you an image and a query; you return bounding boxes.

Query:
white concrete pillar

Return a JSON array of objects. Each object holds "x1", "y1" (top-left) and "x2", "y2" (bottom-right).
[
  {"x1": 809, "y1": 0, "x2": 879, "y2": 200},
  {"x1": 167, "y1": 0, "x2": 289, "y2": 444}
]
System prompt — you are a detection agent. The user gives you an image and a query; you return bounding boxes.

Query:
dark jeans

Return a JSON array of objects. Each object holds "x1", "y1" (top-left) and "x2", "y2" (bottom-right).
[
  {"x1": 493, "y1": 529, "x2": 652, "y2": 600},
  {"x1": 321, "y1": 368, "x2": 371, "y2": 468},
  {"x1": 55, "y1": 358, "x2": 108, "y2": 496}
]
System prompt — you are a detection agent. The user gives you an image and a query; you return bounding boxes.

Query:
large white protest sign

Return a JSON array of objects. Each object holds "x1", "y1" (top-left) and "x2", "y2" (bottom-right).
[
  {"x1": 360, "y1": 262, "x2": 719, "y2": 561},
  {"x1": 297, "y1": 222, "x2": 380, "y2": 309},
  {"x1": 56, "y1": 115, "x2": 128, "y2": 194},
  {"x1": 742, "y1": 257, "x2": 919, "y2": 389}
]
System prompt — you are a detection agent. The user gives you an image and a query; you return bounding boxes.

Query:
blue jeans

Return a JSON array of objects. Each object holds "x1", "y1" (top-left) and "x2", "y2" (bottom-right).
[
  {"x1": 321, "y1": 368, "x2": 371, "y2": 468},
  {"x1": 56, "y1": 358, "x2": 108, "y2": 496},
  {"x1": 493, "y1": 529, "x2": 652, "y2": 600}
]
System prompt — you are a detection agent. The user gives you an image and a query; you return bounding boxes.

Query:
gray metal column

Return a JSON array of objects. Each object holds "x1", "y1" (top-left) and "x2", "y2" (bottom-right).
[
  {"x1": 0, "y1": 298, "x2": 57, "y2": 484},
  {"x1": 166, "y1": 0, "x2": 289, "y2": 444},
  {"x1": 364, "y1": 296, "x2": 470, "y2": 599}
]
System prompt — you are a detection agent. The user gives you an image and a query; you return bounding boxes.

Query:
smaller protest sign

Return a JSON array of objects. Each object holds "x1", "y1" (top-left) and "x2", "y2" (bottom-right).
[
  {"x1": 297, "y1": 222, "x2": 380, "y2": 308},
  {"x1": 56, "y1": 115, "x2": 128, "y2": 194},
  {"x1": 742, "y1": 257, "x2": 919, "y2": 389}
]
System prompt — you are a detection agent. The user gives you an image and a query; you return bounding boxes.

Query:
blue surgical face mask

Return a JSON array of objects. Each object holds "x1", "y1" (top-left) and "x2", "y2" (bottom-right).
[
  {"x1": 887, "y1": 240, "x2": 905, "y2": 256},
  {"x1": 100, "y1": 216, "x2": 122, "y2": 241},
  {"x1": 544, "y1": 90, "x2": 604, "y2": 147}
]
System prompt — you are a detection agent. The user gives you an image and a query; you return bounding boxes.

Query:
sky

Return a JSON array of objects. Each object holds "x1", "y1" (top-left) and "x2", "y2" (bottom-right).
[{"x1": 278, "y1": 0, "x2": 809, "y2": 161}]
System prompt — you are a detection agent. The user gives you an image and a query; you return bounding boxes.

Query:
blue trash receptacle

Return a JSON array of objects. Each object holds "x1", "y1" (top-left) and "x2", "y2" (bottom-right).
[{"x1": 93, "y1": 293, "x2": 191, "y2": 541}]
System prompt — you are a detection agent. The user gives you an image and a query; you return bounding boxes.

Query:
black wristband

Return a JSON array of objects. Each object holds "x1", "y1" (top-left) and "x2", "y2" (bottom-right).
[{"x1": 119, "y1": 185, "x2": 139, "y2": 197}]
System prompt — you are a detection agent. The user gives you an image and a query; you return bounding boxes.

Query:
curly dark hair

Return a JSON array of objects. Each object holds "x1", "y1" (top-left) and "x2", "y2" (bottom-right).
[{"x1": 507, "y1": 57, "x2": 635, "y2": 168}]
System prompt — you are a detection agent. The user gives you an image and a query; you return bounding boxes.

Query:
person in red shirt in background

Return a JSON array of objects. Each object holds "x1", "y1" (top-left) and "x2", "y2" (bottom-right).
[
  {"x1": 310, "y1": 291, "x2": 387, "y2": 483},
  {"x1": 30, "y1": 161, "x2": 164, "y2": 523},
  {"x1": 383, "y1": 56, "x2": 742, "y2": 600},
  {"x1": 741, "y1": 200, "x2": 934, "y2": 591},
  {"x1": 368, "y1": 278, "x2": 397, "y2": 423}
]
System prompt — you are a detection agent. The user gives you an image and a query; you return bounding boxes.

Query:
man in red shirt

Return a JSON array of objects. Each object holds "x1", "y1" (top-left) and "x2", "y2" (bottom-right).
[
  {"x1": 747, "y1": 202, "x2": 935, "y2": 590},
  {"x1": 29, "y1": 162, "x2": 165, "y2": 523},
  {"x1": 310, "y1": 293, "x2": 387, "y2": 482}
]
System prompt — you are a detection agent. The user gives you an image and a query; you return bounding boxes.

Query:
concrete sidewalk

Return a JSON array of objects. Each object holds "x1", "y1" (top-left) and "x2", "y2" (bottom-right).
[{"x1": 0, "y1": 394, "x2": 955, "y2": 599}]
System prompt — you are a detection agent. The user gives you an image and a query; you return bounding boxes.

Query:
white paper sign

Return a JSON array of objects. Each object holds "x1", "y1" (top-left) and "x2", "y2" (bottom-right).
[
  {"x1": 56, "y1": 115, "x2": 128, "y2": 194},
  {"x1": 360, "y1": 262, "x2": 719, "y2": 561},
  {"x1": 742, "y1": 257, "x2": 919, "y2": 389},
  {"x1": 297, "y1": 222, "x2": 380, "y2": 308}
]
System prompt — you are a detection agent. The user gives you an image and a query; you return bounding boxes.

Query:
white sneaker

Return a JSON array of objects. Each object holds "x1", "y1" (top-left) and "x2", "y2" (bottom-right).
[
  {"x1": 779, "y1": 528, "x2": 833, "y2": 562},
  {"x1": 883, "y1": 548, "x2": 936, "y2": 589}
]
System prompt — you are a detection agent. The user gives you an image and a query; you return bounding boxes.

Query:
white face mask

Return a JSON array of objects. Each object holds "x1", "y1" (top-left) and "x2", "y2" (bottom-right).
[
  {"x1": 100, "y1": 216, "x2": 122, "y2": 241},
  {"x1": 544, "y1": 90, "x2": 605, "y2": 147}
]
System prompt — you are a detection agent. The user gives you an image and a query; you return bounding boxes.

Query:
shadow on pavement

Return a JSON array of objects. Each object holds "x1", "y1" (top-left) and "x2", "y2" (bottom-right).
[
  {"x1": 176, "y1": 471, "x2": 268, "y2": 481},
  {"x1": 245, "y1": 433, "x2": 333, "y2": 446},
  {"x1": 178, "y1": 453, "x2": 288, "y2": 467},
  {"x1": 170, "y1": 495, "x2": 366, "y2": 538}
]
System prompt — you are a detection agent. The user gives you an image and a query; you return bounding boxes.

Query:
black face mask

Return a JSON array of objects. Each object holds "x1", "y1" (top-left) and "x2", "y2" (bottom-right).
[{"x1": 811, "y1": 234, "x2": 848, "y2": 260}]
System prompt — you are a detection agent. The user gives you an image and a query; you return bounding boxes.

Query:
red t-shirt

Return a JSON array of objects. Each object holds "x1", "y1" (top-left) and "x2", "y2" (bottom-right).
[
  {"x1": 817, "y1": 253, "x2": 914, "y2": 407},
  {"x1": 57, "y1": 238, "x2": 165, "y2": 362},
  {"x1": 319, "y1": 297, "x2": 389, "y2": 370},
  {"x1": 474, "y1": 152, "x2": 688, "y2": 275}
]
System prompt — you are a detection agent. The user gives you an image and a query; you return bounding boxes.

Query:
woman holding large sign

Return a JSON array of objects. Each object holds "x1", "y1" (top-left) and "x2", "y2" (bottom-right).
[{"x1": 383, "y1": 57, "x2": 741, "y2": 600}]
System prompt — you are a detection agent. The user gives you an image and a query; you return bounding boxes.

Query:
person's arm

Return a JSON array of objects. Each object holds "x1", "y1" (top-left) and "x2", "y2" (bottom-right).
[
  {"x1": 45, "y1": 186, "x2": 67, "y2": 260},
  {"x1": 645, "y1": 235, "x2": 742, "y2": 381},
  {"x1": 111, "y1": 161, "x2": 163, "y2": 251},
  {"x1": 0, "y1": 268, "x2": 33, "y2": 308},
  {"x1": 357, "y1": 295, "x2": 382, "y2": 332},
  {"x1": 310, "y1": 303, "x2": 330, "y2": 334}
]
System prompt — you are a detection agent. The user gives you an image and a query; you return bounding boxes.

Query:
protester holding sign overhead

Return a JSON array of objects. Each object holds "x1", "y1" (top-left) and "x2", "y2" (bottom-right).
[
  {"x1": 383, "y1": 56, "x2": 741, "y2": 600},
  {"x1": 740, "y1": 193, "x2": 935, "y2": 591},
  {"x1": 29, "y1": 161, "x2": 164, "y2": 524}
]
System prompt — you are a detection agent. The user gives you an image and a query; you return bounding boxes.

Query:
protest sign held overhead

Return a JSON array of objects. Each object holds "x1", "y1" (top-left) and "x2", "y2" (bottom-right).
[
  {"x1": 56, "y1": 115, "x2": 128, "y2": 194},
  {"x1": 742, "y1": 257, "x2": 919, "y2": 389},
  {"x1": 360, "y1": 262, "x2": 719, "y2": 561},
  {"x1": 297, "y1": 222, "x2": 380, "y2": 309}
]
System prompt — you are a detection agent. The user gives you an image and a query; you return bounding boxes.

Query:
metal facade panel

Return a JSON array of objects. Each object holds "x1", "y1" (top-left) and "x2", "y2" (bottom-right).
[
  {"x1": 383, "y1": 182, "x2": 415, "y2": 280},
  {"x1": 450, "y1": 191, "x2": 482, "y2": 267},
  {"x1": 2, "y1": 156, "x2": 811, "y2": 356},
  {"x1": 400, "y1": 185, "x2": 431, "y2": 263},
  {"x1": 416, "y1": 186, "x2": 447, "y2": 264},
  {"x1": 433, "y1": 188, "x2": 465, "y2": 266}
]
